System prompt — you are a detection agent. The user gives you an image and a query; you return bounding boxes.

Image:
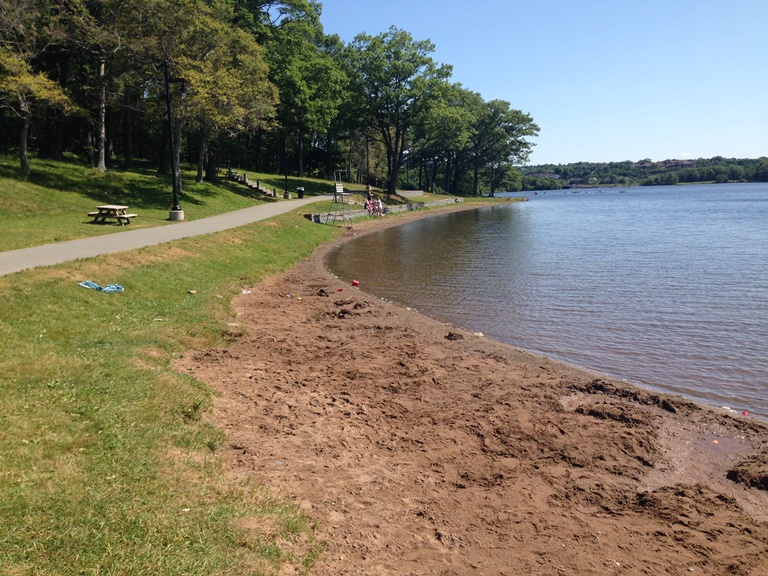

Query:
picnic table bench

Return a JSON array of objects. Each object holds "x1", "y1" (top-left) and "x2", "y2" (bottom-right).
[{"x1": 88, "y1": 205, "x2": 137, "y2": 225}]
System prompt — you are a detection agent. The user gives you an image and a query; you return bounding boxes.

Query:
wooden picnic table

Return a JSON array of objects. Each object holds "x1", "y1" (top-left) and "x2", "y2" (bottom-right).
[{"x1": 87, "y1": 205, "x2": 138, "y2": 226}]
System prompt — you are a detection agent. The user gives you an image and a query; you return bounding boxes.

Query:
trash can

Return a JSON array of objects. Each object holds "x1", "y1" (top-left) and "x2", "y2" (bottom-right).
[{"x1": 297, "y1": 187, "x2": 305, "y2": 199}]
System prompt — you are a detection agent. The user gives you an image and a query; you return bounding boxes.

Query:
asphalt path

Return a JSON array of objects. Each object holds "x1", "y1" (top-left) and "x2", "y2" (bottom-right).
[{"x1": 0, "y1": 196, "x2": 332, "y2": 277}]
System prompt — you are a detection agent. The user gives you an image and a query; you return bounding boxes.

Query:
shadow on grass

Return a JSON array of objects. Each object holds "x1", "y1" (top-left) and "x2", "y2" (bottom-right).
[
  {"x1": 1, "y1": 155, "x2": 347, "y2": 214},
  {"x1": 239, "y1": 173, "x2": 359, "y2": 198},
  {"x1": 0, "y1": 157, "x2": 249, "y2": 210},
  {"x1": 14, "y1": 159, "x2": 182, "y2": 209}
]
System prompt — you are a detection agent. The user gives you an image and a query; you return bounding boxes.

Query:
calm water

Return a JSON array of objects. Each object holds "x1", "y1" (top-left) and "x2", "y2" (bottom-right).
[{"x1": 327, "y1": 183, "x2": 768, "y2": 419}]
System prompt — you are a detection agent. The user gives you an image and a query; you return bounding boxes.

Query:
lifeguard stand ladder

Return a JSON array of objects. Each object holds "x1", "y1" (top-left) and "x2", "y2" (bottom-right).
[{"x1": 326, "y1": 170, "x2": 350, "y2": 226}]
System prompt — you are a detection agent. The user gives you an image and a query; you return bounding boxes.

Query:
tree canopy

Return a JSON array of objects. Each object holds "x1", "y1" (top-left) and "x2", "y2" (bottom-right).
[
  {"x1": 0, "y1": 0, "x2": 540, "y2": 196},
  {"x1": 348, "y1": 26, "x2": 451, "y2": 195}
]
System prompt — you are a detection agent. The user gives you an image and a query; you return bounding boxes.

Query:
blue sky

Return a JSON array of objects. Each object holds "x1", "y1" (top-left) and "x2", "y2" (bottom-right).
[{"x1": 318, "y1": 0, "x2": 767, "y2": 165}]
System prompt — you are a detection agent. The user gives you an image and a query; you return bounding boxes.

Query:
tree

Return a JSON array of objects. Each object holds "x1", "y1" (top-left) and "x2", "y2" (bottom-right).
[
  {"x1": 0, "y1": 0, "x2": 78, "y2": 175},
  {"x1": 466, "y1": 100, "x2": 538, "y2": 196},
  {"x1": 412, "y1": 82, "x2": 474, "y2": 193},
  {"x1": 1, "y1": 1, "x2": 544, "y2": 195},
  {"x1": 129, "y1": 0, "x2": 225, "y2": 201},
  {"x1": 80, "y1": 0, "x2": 144, "y2": 173},
  {"x1": 754, "y1": 158, "x2": 768, "y2": 182},
  {"x1": 178, "y1": 3, "x2": 277, "y2": 181},
  {"x1": 233, "y1": 0, "x2": 321, "y2": 40},
  {"x1": 264, "y1": 12, "x2": 346, "y2": 178},
  {"x1": 348, "y1": 27, "x2": 451, "y2": 195},
  {"x1": 414, "y1": 84, "x2": 538, "y2": 196},
  {"x1": 484, "y1": 161, "x2": 522, "y2": 195}
]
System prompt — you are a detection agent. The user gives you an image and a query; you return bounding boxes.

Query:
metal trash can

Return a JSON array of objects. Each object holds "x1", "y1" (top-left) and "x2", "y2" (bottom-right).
[{"x1": 297, "y1": 187, "x2": 305, "y2": 199}]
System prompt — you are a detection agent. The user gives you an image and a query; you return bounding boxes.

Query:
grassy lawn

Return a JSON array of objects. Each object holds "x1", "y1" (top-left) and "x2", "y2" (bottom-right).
[
  {"x1": 0, "y1": 155, "x2": 351, "y2": 252},
  {"x1": 0, "y1": 154, "x2": 511, "y2": 575},
  {"x1": 0, "y1": 207, "x2": 340, "y2": 575},
  {"x1": 0, "y1": 154, "x2": 504, "y2": 253}
]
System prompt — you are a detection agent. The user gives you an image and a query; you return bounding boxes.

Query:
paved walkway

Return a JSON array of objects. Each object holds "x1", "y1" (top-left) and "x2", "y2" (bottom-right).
[{"x1": 0, "y1": 196, "x2": 332, "y2": 277}]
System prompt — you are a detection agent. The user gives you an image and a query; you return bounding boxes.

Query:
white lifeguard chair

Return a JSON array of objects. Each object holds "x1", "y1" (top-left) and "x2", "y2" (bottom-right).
[{"x1": 326, "y1": 170, "x2": 351, "y2": 226}]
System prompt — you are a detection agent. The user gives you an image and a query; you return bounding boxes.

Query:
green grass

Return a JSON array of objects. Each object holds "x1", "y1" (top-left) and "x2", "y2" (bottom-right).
[
  {"x1": 0, "y1": 155, "x2": 343, "y2": 252},
  {"x1": 0, "y1": 154, "x2": 508, "y2": 251},
  {"x1": 0, "y1": 208, "x2": 339, "y2": 575},
  {"x1": 0, "y1": 154, "x2": 511, "y2": 575}
]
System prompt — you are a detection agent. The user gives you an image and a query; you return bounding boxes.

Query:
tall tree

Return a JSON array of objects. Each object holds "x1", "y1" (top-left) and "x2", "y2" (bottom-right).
[
  {"x1": 0, "y1": 0, "x2": 78, "y2": 175},
  {"x1": 411, "y1": 82, "x2": 474, "y2": 193},
  {"x1": 467, "y1": 99, "x2": 538, "y2": 196},
  {"x1": 264, "y1": 12, "x2": 347, "y2": 178},
  {"x1": 128, "y1": 0, "x2": 217, "y2": 202},
  {"x1": 80, "y1": 0, "x2": 136, "y2": 173},
  {"x1": 348, "y1": 27, "x2": 451, "y2": 195},
  {"x1": 179, "y1": 3, "x2": 277, "y2": 182}
]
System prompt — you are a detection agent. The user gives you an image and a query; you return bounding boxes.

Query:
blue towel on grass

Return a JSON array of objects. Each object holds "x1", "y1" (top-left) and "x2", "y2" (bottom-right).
[{"x1": 79, "y1": 280, "x2": 124, "y2": 293}]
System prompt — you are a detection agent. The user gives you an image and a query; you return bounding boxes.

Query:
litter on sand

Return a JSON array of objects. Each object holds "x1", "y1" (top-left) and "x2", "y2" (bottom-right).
[{"x1": 79, "y1": 280, "x2": 124, "y2": 293}]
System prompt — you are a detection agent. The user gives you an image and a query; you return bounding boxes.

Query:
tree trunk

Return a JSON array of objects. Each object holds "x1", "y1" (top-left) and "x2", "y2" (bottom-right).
[
  {"x1": 96, "y1": 55, "x2": 107, "y2": 173},
  {"x1": 172, "y1": 118, "x2": 183, "y2": 199},
  {"x1": 20, "y1": 114, "x2": 30, "y2": 176},
  {"x1": 326, "y1": 132, "x2": 334, "y2": 180},
  {"x1": 453, "y1": 161, "x2": 461, "y2": 195},
  {"x1": 205, "y1": 149, "x2": 218, "y2": 182},
  {"x1": 123, "y1": 92, "x2": 134, "y2": 168},
  {"x1": 430, "y1": 158, "x2": 439, "y2": 192},
  {"x1": 445, "y1": 155, "x2": 451, "y2": 194},
  {"x1": 489, "y1": 163, "x2": 496, "y2": 197},
  {"x1": 365, "y1": 134, "x2": 370, "y2": 183},
  {"x1": 157, "y1": 120, "x2": 169, "y2": 173},
  {"x1": 297, "y1": 133, "x2": 304, "y2": 177},
  {"x1": 254, "y1": 128, "x2": 262, "y2": 171},
  {"x1": 42, "y1": 112, "x2": 64, "y2": 159},
  {"x1": 387, "y1": 165, "x2": 400, "y2": 196},
  {"x1": 106, "y1": 106, "x2": 114, "y2": 166},
  {"x1": 385, "y1": 139, "x2": 403, "y2": 196},
  {"x1": 196, "y1": 128, "x2": 207, "y2": 182}
]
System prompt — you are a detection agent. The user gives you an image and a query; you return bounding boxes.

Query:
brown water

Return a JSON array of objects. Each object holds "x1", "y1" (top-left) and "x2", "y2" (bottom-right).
[{"x1": 327, "y1": 183, "x2": 768, "y2": 419}]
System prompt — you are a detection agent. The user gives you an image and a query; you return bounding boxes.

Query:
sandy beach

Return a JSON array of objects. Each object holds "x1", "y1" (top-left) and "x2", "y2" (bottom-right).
[{"x1": 177, "y1": 205, "x2": 768, "y2": 575}]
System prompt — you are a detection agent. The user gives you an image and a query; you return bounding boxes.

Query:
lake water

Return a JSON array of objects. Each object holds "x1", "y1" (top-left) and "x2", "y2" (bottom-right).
[{"x1": 327, "y1": 183, "x2": 768, "y2": 419}]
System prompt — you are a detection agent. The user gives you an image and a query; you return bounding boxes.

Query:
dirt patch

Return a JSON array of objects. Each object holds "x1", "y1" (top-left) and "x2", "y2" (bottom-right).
[{"x1": 176, "y1": 207, "x2": 768, "y2": 575}]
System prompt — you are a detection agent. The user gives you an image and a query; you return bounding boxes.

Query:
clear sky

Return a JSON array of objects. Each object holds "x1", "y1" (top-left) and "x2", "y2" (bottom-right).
[{"x1": 318, "y1": 0, "x2": 767, "y2": 166}]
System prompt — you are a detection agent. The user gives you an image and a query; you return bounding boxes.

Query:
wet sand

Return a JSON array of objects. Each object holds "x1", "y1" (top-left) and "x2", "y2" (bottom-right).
[{"x1": 177, "y1": 205, "x2": 768, "y2": 575}]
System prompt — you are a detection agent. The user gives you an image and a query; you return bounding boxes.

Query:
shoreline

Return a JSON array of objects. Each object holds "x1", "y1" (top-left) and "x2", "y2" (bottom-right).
[
  {"x1": 328, "y1": 198, "x2": 768, "y2": 423},
  {"x1": 179, "y1": 204, "x2": 768, "y2": 575}
]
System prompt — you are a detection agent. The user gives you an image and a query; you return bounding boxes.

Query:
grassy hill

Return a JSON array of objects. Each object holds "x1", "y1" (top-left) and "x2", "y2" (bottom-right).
[{"x1": 0, "y1": 155, "x2": 370, "y2": 251}]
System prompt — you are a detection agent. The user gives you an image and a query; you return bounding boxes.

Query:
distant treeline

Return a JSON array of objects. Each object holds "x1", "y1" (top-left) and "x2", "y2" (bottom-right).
[{"x1": 516, "y1": 157, "x2": 768, "y2": 190}]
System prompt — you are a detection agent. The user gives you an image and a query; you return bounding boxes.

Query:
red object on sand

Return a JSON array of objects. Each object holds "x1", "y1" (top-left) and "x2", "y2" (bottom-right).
[
  {"x1": 352, "y1": 279, "x2": 360, "y2": 287},
  {"x1": 337, "y1": 288, "x2": 343, "y2": 292}
]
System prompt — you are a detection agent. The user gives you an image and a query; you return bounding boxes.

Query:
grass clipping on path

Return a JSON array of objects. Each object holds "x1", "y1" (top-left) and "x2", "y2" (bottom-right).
[{"x1": 0, "y1": 211, "x2": 337, "y2": 575}]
